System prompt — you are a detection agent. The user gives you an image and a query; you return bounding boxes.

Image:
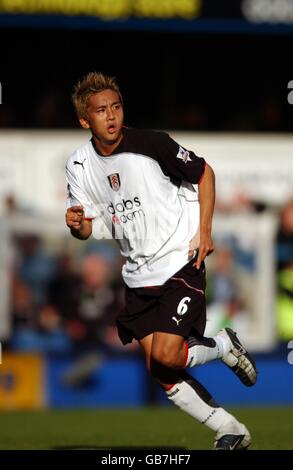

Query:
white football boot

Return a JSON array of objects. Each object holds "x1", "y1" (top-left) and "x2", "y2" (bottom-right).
[{"x1": 219, "y1": 328, "x2": 257, "y2": 387}]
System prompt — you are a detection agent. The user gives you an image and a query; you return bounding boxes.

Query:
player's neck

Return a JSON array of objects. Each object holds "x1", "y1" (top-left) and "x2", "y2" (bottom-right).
[{"x1": 93, "y1": 133, "x2": 123, "y2": 156}]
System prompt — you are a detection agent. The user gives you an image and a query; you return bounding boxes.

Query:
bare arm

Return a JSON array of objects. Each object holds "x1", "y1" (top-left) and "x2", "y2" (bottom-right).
[
  {"x1": 194, "y1": 163, "x2": 215, "y2": 269},
  {"x1": 65, "y1": 205, "x2": 92, "y2": 240}
]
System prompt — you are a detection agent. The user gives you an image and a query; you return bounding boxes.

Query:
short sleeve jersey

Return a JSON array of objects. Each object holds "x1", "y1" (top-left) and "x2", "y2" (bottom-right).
[{"x1": 66, "y1": 128, "x2": 205, "y2": 287}]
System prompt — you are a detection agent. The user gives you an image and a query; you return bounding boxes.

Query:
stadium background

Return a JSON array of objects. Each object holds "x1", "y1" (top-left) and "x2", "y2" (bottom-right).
[{"x1": 0, "y1": 0, "x2": 293, "y2": 450}]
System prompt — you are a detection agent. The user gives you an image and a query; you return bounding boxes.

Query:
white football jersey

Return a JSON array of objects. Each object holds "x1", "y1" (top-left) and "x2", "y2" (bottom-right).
[{"x1": 66, "y1": 128, "x2": 205, "y2": 287}]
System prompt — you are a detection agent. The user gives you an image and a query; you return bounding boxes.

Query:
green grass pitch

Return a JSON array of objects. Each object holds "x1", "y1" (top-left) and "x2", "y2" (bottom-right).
[{"x1": 0, "y1": 407, "x2": 292, "y2": 450}]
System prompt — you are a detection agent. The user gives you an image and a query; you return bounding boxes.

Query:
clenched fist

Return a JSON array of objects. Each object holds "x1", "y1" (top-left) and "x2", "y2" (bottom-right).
[{"x1": 65, "y1": 205, "x2": 84, "y2": 230}]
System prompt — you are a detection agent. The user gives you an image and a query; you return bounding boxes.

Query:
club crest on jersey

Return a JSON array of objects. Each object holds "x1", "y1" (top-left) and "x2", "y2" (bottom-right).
[
  {"x1": 176, "y1": 146, "x2": 192, "y2": 163},
  {"x1": 107, "y1": 173, "x2": 121, "y2": 191}
]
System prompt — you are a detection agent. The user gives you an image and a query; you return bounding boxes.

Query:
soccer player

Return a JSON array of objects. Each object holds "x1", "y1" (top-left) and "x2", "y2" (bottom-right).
[{"x1": 65, "y1": 72, "x2": 257, "y2": 450}]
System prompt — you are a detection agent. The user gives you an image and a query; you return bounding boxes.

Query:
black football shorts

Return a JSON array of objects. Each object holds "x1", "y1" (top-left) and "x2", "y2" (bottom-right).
[{"x1": 116, "y1": 259, "x2": 206, "y2": 345}]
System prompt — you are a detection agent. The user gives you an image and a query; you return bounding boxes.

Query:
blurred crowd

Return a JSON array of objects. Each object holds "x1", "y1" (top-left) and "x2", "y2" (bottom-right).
[{"x1": 9, "y1": 232, "x2": 131, "y2": 356}]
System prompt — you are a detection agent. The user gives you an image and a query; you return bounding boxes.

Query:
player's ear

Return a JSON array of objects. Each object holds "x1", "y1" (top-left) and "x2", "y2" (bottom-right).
[{"x1": 79, "y1": 117, "x2": 90, "y2": 129}]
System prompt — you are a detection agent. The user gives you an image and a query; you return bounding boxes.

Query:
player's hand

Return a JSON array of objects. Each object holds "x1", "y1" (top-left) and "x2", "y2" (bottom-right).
[
  {"x1": 188, "y1": 233, "x2": 199, "y2": 258},
  {"x1": 193, "y1": 233, "x2": 214, "y2": 269},
  {"x1": 65, "y1": 205, "x2": 84, "y2": 230}
]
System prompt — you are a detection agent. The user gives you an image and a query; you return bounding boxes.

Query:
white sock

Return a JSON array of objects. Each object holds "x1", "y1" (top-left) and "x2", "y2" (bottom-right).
[
  {"x1": 166, "y1": 378, "x2": 237, "y2": 432},
  {"x1": 186, "y1": 333, "x2": 231, "y2": 368}
]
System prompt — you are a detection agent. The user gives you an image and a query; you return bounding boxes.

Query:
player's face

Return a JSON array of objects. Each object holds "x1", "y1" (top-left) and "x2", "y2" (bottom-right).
[{"x1": 80, "y1": 89, "x2": 124, "y2": 146}]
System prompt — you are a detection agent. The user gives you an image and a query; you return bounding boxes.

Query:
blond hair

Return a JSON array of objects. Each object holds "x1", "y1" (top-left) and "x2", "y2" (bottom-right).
[{"x1": 72, "y1": 71, "x2": 122, "y2": 119}]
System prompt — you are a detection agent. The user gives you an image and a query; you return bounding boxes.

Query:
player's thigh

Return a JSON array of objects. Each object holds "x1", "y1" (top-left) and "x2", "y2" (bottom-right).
[{"x1": 138, "y1": 333, "x2": 153, "y2": 370}]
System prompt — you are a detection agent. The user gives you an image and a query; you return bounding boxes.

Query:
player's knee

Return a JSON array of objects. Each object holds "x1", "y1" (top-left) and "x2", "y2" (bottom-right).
[{"x1": 151, "y1": 346, "x2": 180, "y2": 370}]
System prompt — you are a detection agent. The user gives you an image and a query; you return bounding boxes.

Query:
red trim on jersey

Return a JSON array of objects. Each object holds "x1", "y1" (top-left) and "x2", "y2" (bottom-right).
[
  {"x1": 198, "y1": 162, "x2": 207, "y2": 185},
  {"x1": 184, "y1": 341, "x2": 189, "y2": 368},
  {"x1": 83, "y1": 218, "x2": 94, "y2": 221}
]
